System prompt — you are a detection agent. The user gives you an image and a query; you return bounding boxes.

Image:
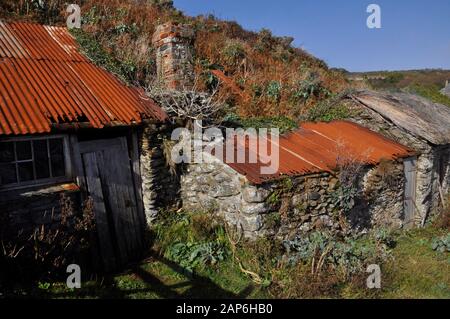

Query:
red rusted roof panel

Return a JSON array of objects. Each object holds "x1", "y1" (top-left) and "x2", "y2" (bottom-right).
[
  {"x1": 219, "y1": 121, "x2": 414, "y2": 184},
  {"x1": 0, "y1": 22, "x2": 167, "y2": 136}
]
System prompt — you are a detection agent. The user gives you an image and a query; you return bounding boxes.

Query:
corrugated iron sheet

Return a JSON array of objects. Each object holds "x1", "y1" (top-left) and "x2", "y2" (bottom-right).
[
  {"x1": 0, "y1": 22, "x2": 167, "y2": 136},
  {"x1": 222, "y1": 121, "x2": 414, "y2": 184}
]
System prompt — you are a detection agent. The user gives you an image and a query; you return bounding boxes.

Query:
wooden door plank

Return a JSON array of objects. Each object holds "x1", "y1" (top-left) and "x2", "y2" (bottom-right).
[
  {"x1": 96, "y1": 149, "x2": 129, "y2": 266},
  {"x1": 119, "y1": 143, "x2": 141, "y2": 258},
  {"x1": 117, "y1": 137, "x2": 143, "y2": 257},
  {"x1": 82, "y1": 152, "x2": 116, "y2": 271}
]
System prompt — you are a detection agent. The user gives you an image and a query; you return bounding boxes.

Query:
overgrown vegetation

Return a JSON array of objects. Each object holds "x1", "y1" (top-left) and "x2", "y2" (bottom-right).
[
  {"x1": 306, "y1": 90, "x2": 354, "y2": 122},
  {"x1": 153, "y1": 211, "x2": 229, "y2": 274},
  {"x1": 0, "y1": 195, "x2": 96, "y2": 290},
  {"x1": 351, "y1": 69, "x2": 450, "y2": 91},
  {"x1": 3, "y1": 207, "x2": 448, "y2": 299},
  {"x1": 69, "y1": 28, "x2": 137, "y2": 85},
  {"x1": 0, "y1": 0, "x2": 349, "y2": 122},
  {"x1": 223, "y1": 113, "x2": 298, "y2": 134}
]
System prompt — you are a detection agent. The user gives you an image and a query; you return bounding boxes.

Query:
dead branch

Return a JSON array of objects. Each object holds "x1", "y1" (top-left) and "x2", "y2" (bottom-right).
[{"x1": 146, "y1": 75, "x2": 225, "y2": 126}]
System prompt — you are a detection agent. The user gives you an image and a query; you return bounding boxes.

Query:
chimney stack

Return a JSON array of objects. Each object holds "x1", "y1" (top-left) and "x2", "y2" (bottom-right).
[{"x1": 152, "y1": 22, "x2": 195, "y2": 90}]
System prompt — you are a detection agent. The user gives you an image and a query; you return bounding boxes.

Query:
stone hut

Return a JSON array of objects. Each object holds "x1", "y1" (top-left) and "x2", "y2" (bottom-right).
[
  {"x1": 180, "y1": 121, "x2": 416, "y2": 240},
  {"x1": 348, "y1": 90, "x2": 450, "y2": 226}
]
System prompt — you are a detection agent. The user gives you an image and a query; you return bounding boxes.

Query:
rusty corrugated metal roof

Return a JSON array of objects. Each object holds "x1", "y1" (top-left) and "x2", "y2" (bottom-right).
[
  {"x1": 221, "y1": 121, "x2": 414, "y2": 184},
  {"x1": 0, "y1": 22, "x2": 167, "y2": 136}
]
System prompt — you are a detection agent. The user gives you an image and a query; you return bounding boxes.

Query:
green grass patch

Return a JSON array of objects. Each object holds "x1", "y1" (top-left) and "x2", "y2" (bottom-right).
[
  {"x1": 407, "y1": 84, "x2": 450, "y2": 108},
  {"x1": 381, "y1": 227, "x2": 450, "y2": 299},
  {"x1": 70, "y1": 29, "x2": 135, "y2": 85},
  {"x1": 223, "y1": 114, "x2": 298, "y2": 134},
  {"x1": 306, "y1": 91, "x2": 354, "y2": 122}
]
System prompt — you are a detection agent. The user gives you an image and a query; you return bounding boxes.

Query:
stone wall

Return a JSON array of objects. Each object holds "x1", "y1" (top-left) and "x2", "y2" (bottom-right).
[
  {"x1": 348, "y1": 102, "x2": 449, "y2": 225},
  {"x1": 355, "y1": 161, "x2": 406, "y2": 229},
  {"x1": 180, "y1": 152, "x2": 407, "y2": 240},
  {"x1": 139, "y1": 124, "x2": 181, "y2": 224}
]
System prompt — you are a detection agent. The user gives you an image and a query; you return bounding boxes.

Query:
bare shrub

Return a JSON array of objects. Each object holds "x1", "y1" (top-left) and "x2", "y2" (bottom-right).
[
  {"x1": 0, "y1": 194, "x2": 96, "y2": 286},
  {"x1": 332, "y1": 141, "x2": 372, "y2": 213},
  {"x1": 335, "y1": 140, "x2": 371, "y2": 188},
  {"x1": 147, "y1": 76, "x2": 226, "y2": 125}
]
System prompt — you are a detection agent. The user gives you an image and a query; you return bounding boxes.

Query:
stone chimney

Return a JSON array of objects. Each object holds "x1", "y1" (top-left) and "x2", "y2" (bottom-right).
[{"x1": 152, "y1": 22, "x2": 195, "y2": 90}]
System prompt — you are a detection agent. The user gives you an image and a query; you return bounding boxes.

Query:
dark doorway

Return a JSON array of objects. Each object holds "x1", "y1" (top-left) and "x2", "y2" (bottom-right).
[{"x1": 79, "y1": 137, "x2": 144, "y2": 271}]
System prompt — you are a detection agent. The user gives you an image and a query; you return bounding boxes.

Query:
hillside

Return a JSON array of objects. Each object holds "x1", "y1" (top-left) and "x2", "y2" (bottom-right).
[
  {"x1": 0, "y1": 0, "x2": 349, "y2": 120},
  {"x1": 348, "y1": 69, "x2": 450, "y2": 107}
]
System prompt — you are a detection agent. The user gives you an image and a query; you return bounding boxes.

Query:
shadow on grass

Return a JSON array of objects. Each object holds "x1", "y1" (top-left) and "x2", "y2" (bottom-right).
[{"x1": 36, "y1": 254, "x2": 254, "y2": 299}]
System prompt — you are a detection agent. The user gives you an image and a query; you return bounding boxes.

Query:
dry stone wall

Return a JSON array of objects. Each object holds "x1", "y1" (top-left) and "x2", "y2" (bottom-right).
[
  {"x1": 180, "y1": 152, "x2": 407, "y2": 240},
  {"x1": 139, "y1": 124, "x2": 181, "y2": 224}
]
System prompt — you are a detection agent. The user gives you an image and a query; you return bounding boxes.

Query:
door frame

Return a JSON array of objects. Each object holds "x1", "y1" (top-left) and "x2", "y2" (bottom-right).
[{"x1": 403, "y1": 156, "x2": 417, "y2": 228}]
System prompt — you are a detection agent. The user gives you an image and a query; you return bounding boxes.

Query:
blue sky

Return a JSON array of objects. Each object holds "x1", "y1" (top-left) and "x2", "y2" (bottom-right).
[{"x1": 173, "y1": 0, "x2": 450, "y2": 72}]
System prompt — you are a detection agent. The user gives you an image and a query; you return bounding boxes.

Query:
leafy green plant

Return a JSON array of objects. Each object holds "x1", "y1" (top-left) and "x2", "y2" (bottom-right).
[
  {"x1": 431, "y1": 234, "x2": 450, "y2": 253},
  {"x1": 223, "y1": 40, "x2": 246, "y2": 65},
  {"x1": 266, "y1": 81, "x2": 282, "y2": 102},
  {"x1": 374, "y1": 228, "x2": 397, "y2": 249},
  {"x1": 224, "y1": 113, "x2": 298, "y2": 134},
  {"x1": 37, "y1": 281, "x2": 51, "y2": 290},
  {"x1": 114, "y1": 23, "x2": 137, "y2": 35},
  {"x1": 165, "y1": 241, "x2": 227, "y2": 273},
  {"x1": 305, "y1": 89, "x2": 354, "y2": 122},
  {"x1": 331, "y1": 185, "x2": 359, "y2": 212},
  {"x1": 69, "y1": 29, "x2": 133, "y2": 84},
  {"x1": 291, "y1": 75, "x2": 328, "y2": 102},
  {"x1": 153, "y1": 211, "x2": 229, "y2": 274},
  {"x1": 283, "y1": 231, "x2": 389, "y2": 278},
  {"x1": 266, "y1": 190, "x2": 282, "y2": 206}
]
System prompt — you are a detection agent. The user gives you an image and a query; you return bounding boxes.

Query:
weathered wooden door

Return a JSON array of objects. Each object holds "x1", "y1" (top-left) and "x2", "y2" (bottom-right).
[
  {"x1": 79, "y1": 137, "x2": 144, "y2": 270},
  {"x1": 403, "y1": 157, "x2": 417, "y2": 228}
]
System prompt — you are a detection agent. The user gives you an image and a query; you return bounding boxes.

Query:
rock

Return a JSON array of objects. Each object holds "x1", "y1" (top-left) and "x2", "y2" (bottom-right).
[
  {"x1": 196, "y1": 174, "x2": 213, "y2": 185},
  {"x1": 308, "y1": 192, "x2": 321, "y2": 201},
  {"x1": 210, "y1": 182, "x2": 240, "y2": 198},
  {"x1": 242, "y1": 186, "x2": 270, "y2": 203},
  {"x1": 309, "y1": 200, "x2": 318, "y2": 207},
  {"x1": 291, "y1": 194, "x2": 306, "y2": 206},
  {"x1": 328, "y1": 178, "x2": 339, "y2": 190},
  {"x1": 241, "y1": 202, "x2": 269, "y2": 215},
  {"x1": 239, "y1": 215, "x2": 263, "y2": 232},
  {"x1": 214, "y1": 172, "x2": 231, "y2": 183}
]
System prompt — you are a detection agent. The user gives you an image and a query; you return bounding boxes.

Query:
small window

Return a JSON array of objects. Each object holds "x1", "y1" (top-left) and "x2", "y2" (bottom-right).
[{"x1": 0, "y1": 137, "x2": 70, "y2": 189}]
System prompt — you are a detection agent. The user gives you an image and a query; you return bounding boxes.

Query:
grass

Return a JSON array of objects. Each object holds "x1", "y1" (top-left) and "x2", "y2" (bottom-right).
[
  {"x1": 6, "y1": 211, "x2": 446, "y2": 300},
  {"x1": 20, "y1": 256, "x2": 266, "y2": 299},
  {"x1": 407, "y1": 84, "x2": 450, "y2": 108},
  {"x1": 223, "y1": 113, "x2": 298, "y2": 134},
  {"x1": 381, "y1": 227, "x2": 449, "y2": 299}
]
